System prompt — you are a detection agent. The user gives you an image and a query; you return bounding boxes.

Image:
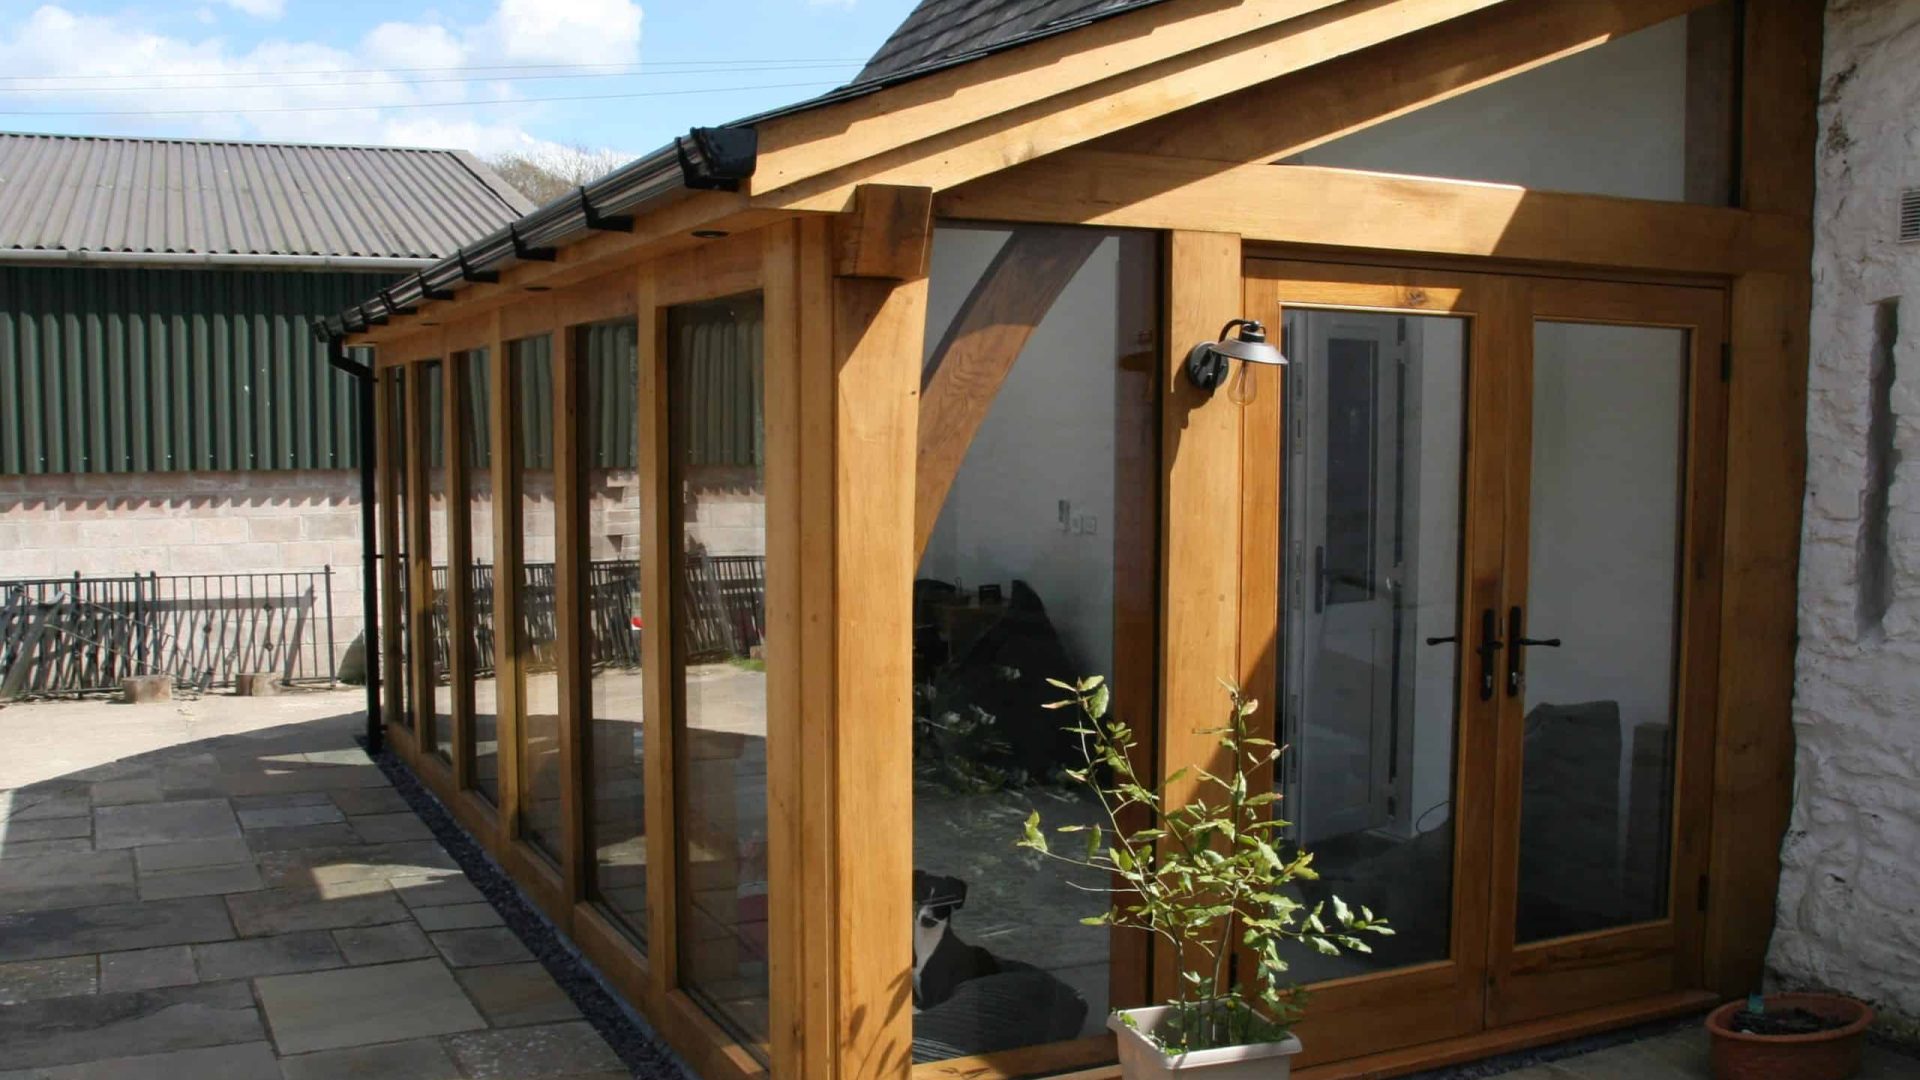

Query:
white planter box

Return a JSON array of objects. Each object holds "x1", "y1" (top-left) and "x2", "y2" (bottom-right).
[{"x1": 1108, "y1": 1006, "x2": 1303, "y2": 1080}]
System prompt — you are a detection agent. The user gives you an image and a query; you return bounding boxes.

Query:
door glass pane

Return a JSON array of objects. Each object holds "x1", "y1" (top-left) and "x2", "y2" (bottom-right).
[
  {"x1": 1279, "y1": 308, "x2": 1465, "y2": 979},
  {"x1": 670, "y1": 294, "x2": 769, "y2": 1056},
  {"x1": 464, "y1": 349, "x2": 500, "y2": 803},
  {"x1": 512, "y1": 335, "x2": 563, "y2": 860},
  {"x1": 423, "y1": 361, "x2": 453, "y2": 761},
  {"x1": 911, "y1": 224, "x2": 1158, "y2": 1062},
  {"x1": 387, "y1": 370, "x2": 412, "y2": 731},
  {"x1": 585, "y1": 322, "x2": 648, "y2": 944},
  {"x1": 1516, "y1": 322, "x2": 1686, "y2": 943}
]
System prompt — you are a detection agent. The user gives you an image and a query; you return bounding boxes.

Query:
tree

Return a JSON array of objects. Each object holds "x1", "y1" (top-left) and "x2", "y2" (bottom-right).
[{"x1": 486, "y1": 144, "x2": 631, "y2": 206}]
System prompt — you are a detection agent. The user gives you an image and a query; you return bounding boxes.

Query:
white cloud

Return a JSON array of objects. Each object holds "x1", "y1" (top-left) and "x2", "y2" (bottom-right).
[
  {"x1": 0, "y1": 2, "x2": 643, "y2": 157},
  {"x1": 220, "y1": 0, "x2": 286, "y2": 19}
]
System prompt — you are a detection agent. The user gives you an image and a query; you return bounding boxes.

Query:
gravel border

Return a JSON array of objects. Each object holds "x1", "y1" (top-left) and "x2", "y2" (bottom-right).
[{"x1": 364, "y1": 737, "x2": 695, "y2": 1080}]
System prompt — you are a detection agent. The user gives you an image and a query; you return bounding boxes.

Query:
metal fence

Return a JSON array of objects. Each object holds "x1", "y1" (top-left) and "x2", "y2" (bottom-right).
[{"x1": 0, "y1": 569, "x2": 336, "y2": 697}]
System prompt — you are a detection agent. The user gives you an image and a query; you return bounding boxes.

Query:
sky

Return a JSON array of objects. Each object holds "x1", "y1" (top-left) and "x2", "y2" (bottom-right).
[{"x1": 0, "y1": 0, "x2": 921, "y2": 161}]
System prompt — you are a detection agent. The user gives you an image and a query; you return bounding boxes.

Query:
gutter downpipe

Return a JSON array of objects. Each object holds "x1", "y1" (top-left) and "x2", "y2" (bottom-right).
[{"x1": 325, "y1": 337, "x2": 383, "y2": 756}]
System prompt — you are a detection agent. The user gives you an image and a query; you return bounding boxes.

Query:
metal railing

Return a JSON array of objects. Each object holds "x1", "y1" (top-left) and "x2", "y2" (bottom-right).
[{"x1": 0, "y1": 569, "x2": 337, "y2": 697}]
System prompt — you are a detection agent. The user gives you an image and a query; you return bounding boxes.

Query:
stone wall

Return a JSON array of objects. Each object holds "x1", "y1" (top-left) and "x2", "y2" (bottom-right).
[{"x1": 1771, "y1": 0, "x2": 1920, "y2": 1028}]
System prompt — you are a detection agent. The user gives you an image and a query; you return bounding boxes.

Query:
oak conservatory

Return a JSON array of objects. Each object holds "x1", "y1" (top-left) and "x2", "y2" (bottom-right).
[{"x1": 322, "y1": 1, "x2": 1822, "y2": 1077}]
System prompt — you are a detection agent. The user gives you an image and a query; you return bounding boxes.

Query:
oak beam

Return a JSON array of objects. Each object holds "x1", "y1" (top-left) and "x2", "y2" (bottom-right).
[
  {"x1": 1102, "y1": 0, "x2": 1719, "y2": 166},
  {"x1": 914, "y1": 226, "x2": 1104, "y2": 560},
  {"x1": 939, "y1": 151, "x2": 1811, "y2": 277},
  {"x1": 832, "y1": 185, "x2": 934, "y2": 281}
]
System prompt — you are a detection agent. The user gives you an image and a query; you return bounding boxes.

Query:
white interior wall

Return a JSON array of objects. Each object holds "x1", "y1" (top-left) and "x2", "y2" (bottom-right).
[
  {"x1": 1407, "y1": 318, "x2": 1466, "y2": 834},
  {"x1": 1290, "y1": 15, "x2": 1691, "y2": 202}
]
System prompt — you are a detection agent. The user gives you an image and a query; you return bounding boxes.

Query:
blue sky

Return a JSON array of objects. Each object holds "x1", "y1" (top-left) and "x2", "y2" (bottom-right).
[{"x1": 0, "y1": 0, "x2": 919, "y2": 159}]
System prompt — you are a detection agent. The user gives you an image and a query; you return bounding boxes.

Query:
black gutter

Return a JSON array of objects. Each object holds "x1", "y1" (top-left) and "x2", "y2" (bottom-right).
[
  {"x1": 322, "y1": 126, "x2": 756, "y2": 337},
  {"x1": 324, "y1": 338, "x2": 383, "y2": 756}
]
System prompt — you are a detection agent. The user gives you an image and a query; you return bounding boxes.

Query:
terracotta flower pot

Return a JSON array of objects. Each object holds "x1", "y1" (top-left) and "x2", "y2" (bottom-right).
[
  {"x1": 1108, "y1": 1006, "x2": 1302, "y2": 1080},
  {"x1": 1706, "y1": 993, "x2": 1874, "y2": 1080}
]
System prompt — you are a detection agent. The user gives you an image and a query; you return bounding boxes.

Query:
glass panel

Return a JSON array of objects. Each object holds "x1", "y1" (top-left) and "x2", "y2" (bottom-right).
[
  {"x1": 388, "y1": 370, "x2": 412, "y2": 731},
  {"x1": 1278, "y1": 308, "x2": 1466, "y2": 980},
  {"x1": 1286, "y1": 4, "x2": 1738, "y2": 205},
  {"x1": 1516, "y1": 321, "x2": 1686, "y2": 943},
  {"x1": 585, "y1": 322, "x2": 648, "y2": 944},
  {"x1": 512, "y1": 336, "x2": 563, "y2": 859},
  {"x1": 910, "y1": 225, "x2": 1157, "y2": 1062},
  {"x1": 423, "y1": 361, "x2": 453, "y2": 761},
  {"x1": 670, "y1": 294, "x2": 769, "y2": 1054},
  {"x1": 464, "y1": 349, "x2": 500, "y2": 803}
]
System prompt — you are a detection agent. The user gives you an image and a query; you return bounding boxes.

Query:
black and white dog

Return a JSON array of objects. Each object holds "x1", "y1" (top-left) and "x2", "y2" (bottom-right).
[{"x1": 912, "y1": 870, "x2": 1001, "y2": 1010}]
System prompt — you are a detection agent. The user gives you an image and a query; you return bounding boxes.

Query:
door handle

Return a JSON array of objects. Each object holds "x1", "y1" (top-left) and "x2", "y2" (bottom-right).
[
  {"x1": 1506, "y1": 605, "x2": 1562, "y2": 697},
  {"x1": 1475, "y1": 609, "x2": 1502, "y2": 701}
]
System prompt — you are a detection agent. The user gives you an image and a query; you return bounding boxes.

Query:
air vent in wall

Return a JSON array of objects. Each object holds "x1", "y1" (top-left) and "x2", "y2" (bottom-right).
[{"x1": 1902, "y1": 187, "x2": 1920, "y2": 243}]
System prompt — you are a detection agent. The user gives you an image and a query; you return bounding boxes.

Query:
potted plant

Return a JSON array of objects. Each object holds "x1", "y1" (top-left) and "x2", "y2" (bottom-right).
[
  {"x1": 1019, "y1": 676, "x2": 1390, "y2": 1079},
  {"x1": 1705, "y1": 992, "x2": 1875, "y2": 1080}
]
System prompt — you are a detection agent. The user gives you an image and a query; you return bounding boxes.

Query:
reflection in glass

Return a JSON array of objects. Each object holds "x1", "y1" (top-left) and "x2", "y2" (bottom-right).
[
  {"x1": 670, "y1": 294, "x2": 769, "y2": 1055},
  {"x1": 910, "y1": 226, "x2": 1157, "y2": 1062},
  {"x1": 512, "y1": 336, "x2": 563, "y2": 859},
  {"x1": 463, "y1": 350, "x2": 500, "y2": 802},
  {"x1": 423, "y1": 361, "x2": 453, "y2": 761},
  {"x1": 584, "y1": 322, "x2": 648, "y2": 943},
  {"x1": 387, "y1": 369, "x2": 412, "y2": 731},
  {"x1": 1277, "y1": 308, "x2": 1466, "y2": 980},
  {"x1": 1516, "y1": 322, "x2": 1686, "y2": 942}
]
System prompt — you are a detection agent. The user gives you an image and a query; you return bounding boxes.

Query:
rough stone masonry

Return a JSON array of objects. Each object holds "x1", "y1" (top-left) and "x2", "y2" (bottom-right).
[{"x1": 1770, "y1": 0, "x2": 1920, "y2": 1033}]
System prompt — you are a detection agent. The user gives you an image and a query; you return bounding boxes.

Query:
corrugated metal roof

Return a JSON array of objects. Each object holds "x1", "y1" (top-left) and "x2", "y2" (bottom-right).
[
  {"x1": 0, "y1": 132, "x2": 535, "y2": 263},
  {"x1": 854, "y1": 0, "x2": 1167, "y2": 84}
]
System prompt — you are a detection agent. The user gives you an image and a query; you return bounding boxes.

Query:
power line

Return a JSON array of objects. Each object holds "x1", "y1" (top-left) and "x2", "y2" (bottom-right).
[
  {"x1": 0, "y1": 62, "x2": 860, "y2": 95},
  {"x1": 0, "y1": 58, "x2": 868, "y2": 83},
  {"x1": 0, "y1": 80, "x2": 843, "y2": 118}
]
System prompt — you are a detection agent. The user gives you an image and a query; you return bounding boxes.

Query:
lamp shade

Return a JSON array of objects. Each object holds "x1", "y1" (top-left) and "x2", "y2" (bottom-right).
[{"x1": 1214, "y1": 320, "x2": 1286, "y2": 365}]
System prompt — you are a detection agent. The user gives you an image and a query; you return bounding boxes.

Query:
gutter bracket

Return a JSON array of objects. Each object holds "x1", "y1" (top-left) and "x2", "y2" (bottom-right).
[
  {"x1": 379, "y1": 288, "x2": 416, "y2": 317},
  {"x1": 578, "y1": 187, "x2": 633, "y2": 233},
  {"x1": 358, "y1": 302, "x2": 388, "y2": 327},
  {"x1": 456, "y1": 249, "x2": 499, "y2": 285},
  {"x1": 509, "y1": 222, "x2": 558, "y2": 262},
  {"x1": 417, "y1": 272, "x2": 455, "y2": 302}
]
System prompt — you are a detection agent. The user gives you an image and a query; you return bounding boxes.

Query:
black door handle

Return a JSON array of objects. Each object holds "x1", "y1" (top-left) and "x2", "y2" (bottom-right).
[
  {"x1": 1475, "y1": 609, "x2": 1502, "y2": 701},
  {"x1": 1506, "y1": 606, "x2": 1561, "y2": 697},
  {"x1": 1425, "y1": 635, "x2": 1457, "y2": 646}
]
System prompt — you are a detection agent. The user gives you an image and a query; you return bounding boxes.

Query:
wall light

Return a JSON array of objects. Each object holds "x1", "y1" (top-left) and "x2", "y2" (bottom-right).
[{"x1": 1185, "y1": 318, "x2": 1286, "y2": 403}]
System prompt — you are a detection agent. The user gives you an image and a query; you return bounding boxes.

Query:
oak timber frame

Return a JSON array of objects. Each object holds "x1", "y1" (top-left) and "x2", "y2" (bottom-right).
[{"x1": 356, "y1": 0, "x2": 1822, "y2": 1077}]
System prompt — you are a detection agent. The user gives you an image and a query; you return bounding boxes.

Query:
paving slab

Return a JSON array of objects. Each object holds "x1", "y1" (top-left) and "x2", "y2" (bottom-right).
[
  {"x1": 237, "y1": 804, "x2": 345, "y2": 830},
  {"x1": 0, "y1": 895, "x2": 234, "y2": 963},
  {"x1": 0, "y1": 1040, "x2": 281, "y2": 1080},
  {"x1": 254, "y1": 958, "x2": 486, "y2": 1055},
  {"x1": 0, "y1": 882, "x2": 139, "y2": 915},
  {"x1": 94, "y1": 799, "x2": 240, "y2": 850},
  {"x1": 391, "y1": 874, "x2": 485, "y2": 909},
  {"x1": 330, "y1": 921, "x2": 435, "y2": 965},
  {"x1": 132, "y1": 837, "x2": 253, "y2": 874},
  {"x1": 244, "y1": 823, "x2": 362, "y2": 853},
  {"x1": 447, "y1": 1020, "x2": 627, "y2": 1078},
  {"x1": 89, "y1": 778, "x2": 163, "y2": 807},
  {"x1": 194, "y1": 930, "x2": 343, "y2": 981},
  {"x1": 0, "y1": 850, "x2": 131, "y2": 893},
  {"x1": 430, "y1": 926, "x2": 534, "y2": 968},
  {"x1": 455, "y1": 962, "x2": 583, "y2": 1027},
  {"x1": 327, "y1": 787, "x2": 411, "y2": 816},
  {"x1": 348, "y1": 811, "x2": 434, "y2": 843},
  {"x1": 277, "y1": 1037, "x2": 465, "y2": 1080},
  {"x1": 1, "y1": 816, "x2": 91, "y2": 843},
  {"x1": 0, "y1": 980, "x2": 263, "y2": 1070},
  {"x1": 229, "y1": 792, "x2": 334, "y2": 812},
  {"x1": 255, "y1": 841, "x2": 458, "y2": 890},
  {"x1": 413, "y1": 900, "x2": 505, "y2": 932},
  {"x1": 0, "y1": 955, "x2": 97, "y2": 1004},
  {"x1": 137, "y1": 861, "x2": 264, "y2": 901},
  {"x1": 224, "y1": 885, "x2": 408, "y2": 938},
  {"x1": 1, "y1": 793, "x2": 91, "y2": 823},
  {"x1": 0, "y1": 839, "x2": 98, "y2": 862},
  {"x1": 98, "y1": 945, "x2": 196, "y2": 992}
]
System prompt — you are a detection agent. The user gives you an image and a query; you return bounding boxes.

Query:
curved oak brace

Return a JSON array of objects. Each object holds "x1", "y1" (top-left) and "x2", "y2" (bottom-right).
[{"x1": 913, "y1": 225, "x2": 1104, "y2": 562}]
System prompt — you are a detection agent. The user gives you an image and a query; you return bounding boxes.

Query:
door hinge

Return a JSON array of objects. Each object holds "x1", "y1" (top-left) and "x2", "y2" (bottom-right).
[
  {"x1": 1699, "y1": 873, "x2": 1710, "y2": 912},
  {"x1": 1720, "y1": 342, "x2": 1732, "y2": 382}
]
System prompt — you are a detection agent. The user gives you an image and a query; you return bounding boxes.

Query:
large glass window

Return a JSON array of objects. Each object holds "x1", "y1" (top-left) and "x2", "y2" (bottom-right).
[
  {"x1": 1287, "y1": 4, "x2": 1739, "y2": 204},
  {"x1": 462, "y1": 349, "x2": 500, "y2": 802},
  {"x1": 386, "y1": 369, "x2": 412, "y2": 731},
  {"x1": 910, "y1": 225, "x2": 1157, "y2": 1063},
  {"x1": 511, "y1": 335, "x2": 563, "y2": 859},
  {"x1": 423, "y1": 360, "x2": 453, "y2": 762},
  {"x1": 669, "y1": 294, "x2": 770, "y2": 1055},
  {"x1": 583, "y1": 321, "x2": 648, "y2": 943}
]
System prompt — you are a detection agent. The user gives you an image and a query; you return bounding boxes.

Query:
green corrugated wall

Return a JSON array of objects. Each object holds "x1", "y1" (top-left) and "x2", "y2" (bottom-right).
[{"x1": 0, "y1": 264, "x2": 387, "y2": 474}]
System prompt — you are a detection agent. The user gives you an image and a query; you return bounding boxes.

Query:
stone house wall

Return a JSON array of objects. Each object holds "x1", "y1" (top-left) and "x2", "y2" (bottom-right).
[{"x1": 1771, "y1": 0, "x2": 1920, "y2": 1030}]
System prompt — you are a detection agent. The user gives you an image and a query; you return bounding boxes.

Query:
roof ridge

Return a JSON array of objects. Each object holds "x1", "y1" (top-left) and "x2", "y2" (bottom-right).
[{"x1": 0, "y1": 129, "x2": 468, "y2": 157}]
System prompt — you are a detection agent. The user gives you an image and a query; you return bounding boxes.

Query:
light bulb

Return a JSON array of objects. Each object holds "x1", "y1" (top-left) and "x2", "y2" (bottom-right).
[{"x1": 1228, "y1": 360, "x2": 1258, "y2": 405}]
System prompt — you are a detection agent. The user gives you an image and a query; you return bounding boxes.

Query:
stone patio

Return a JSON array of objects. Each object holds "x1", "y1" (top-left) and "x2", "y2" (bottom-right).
[{"x1": 0, "y1": 688, "x2": 628, "y2": 1079}]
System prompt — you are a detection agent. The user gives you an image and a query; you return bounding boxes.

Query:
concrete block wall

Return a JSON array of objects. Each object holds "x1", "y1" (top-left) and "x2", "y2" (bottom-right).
[
  {"x1": 0, "y1": 469, "x2": 366, "y2": 672},
  {"x1": 1771, "y1": 0, "x2": 1920, "y2": 1029}
]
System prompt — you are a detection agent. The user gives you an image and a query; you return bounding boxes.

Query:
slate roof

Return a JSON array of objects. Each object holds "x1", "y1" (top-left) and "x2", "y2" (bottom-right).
[
  {"x1": 855, "y1": 0, "x2": 1168, "y2": 85},
  {"x1": 0, "y1": 131, "x2": 535, "y2": 262}
]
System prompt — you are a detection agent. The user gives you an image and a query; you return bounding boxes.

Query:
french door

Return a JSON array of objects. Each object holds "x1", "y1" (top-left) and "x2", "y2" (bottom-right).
[{"x1": 1238, "y1": 260, "x2": 1727, "y2": 1065}]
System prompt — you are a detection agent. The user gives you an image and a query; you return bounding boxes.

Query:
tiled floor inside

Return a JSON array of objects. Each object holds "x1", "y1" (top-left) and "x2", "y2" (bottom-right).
[{"x1": 0, "y1": 688, "x2": 627, "y2": 1079}]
